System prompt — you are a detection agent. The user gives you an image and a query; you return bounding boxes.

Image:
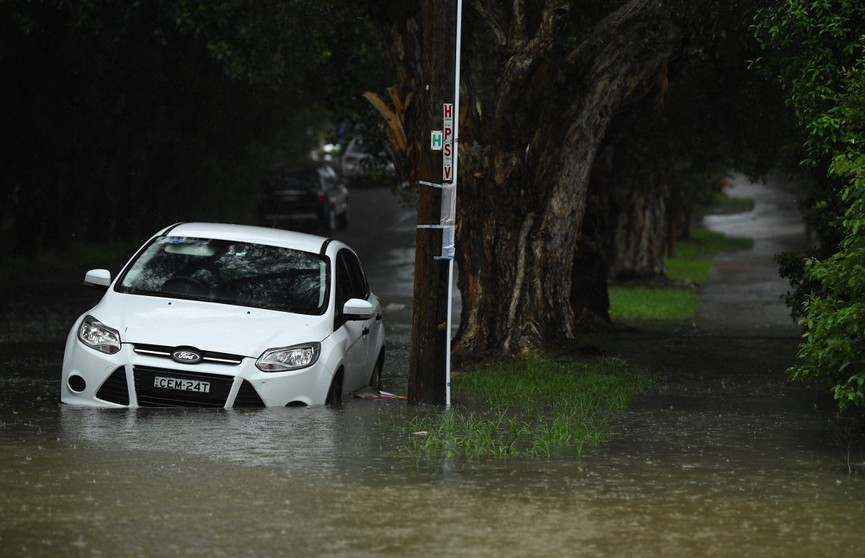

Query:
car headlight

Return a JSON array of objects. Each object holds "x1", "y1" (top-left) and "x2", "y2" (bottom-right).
[
  {"x1": 256, "y1": 343, "x2": 321, "y2": 372},
  {"x1": 78, "y1": 315, "x2": 122, "y2": 354}
]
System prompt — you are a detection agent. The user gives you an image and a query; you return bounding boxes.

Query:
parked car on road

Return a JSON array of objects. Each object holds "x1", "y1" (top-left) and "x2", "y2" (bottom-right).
[
  {"x1": 256, "y1": 164, "x2": 349, "y2": 234},
  {"x1": 61, "y1": 222, "x2": 385, "y2": 408},
  {"x1": 340, "y1": 137, "x2": 396, "y2": 185}
]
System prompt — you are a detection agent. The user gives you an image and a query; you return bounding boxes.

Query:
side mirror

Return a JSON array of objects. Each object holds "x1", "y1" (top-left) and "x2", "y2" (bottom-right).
[
  {"x1": 343, "y1": 298, "x2": 374, "y2": 320},
  {"x1": 84, "y1": 269, "x2": 112, "y2": 290}
]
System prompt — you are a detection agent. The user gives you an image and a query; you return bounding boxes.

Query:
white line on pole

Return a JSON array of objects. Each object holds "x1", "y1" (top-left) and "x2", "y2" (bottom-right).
[{"x1": 445, "y1": 0, "x2": 463, "y2": 408}]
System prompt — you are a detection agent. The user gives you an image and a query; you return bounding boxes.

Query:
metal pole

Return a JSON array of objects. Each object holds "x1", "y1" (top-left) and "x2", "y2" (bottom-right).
[{"x1": 444, "y1": 0, "x2": 463, "y2": 407}]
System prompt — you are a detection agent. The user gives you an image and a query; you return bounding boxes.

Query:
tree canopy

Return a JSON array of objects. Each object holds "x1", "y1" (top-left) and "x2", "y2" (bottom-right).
[{"x1": 0, "y1": 0, "x2": 389, "y2": 255}]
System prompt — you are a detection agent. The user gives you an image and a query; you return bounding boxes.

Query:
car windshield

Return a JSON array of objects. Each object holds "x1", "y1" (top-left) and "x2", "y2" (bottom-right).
[{"x1": 117, "y1": 236, "x2": 328, "y2": 314}]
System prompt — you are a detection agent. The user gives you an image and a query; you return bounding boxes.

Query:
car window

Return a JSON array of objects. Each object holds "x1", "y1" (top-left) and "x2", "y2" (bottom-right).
[
  {"x1": 337, "y1": 249, "x2": 369, "y2": 302},
  {"x1": 117, "y1": 236, "x2": 329, "y2": 314}
]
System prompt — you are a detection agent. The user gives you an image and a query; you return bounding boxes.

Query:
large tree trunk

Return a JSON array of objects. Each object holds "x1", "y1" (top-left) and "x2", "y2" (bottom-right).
[
  {"x1": 592, "y1": 140, "x2": 669, "y2": 280},
  {"x1": 454, "y1": 1, "x2": 690, "y2": 356}
]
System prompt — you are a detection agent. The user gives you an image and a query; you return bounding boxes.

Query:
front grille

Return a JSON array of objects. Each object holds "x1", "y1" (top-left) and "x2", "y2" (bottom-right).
[
  {"x1": 96, "y1": 367, "x2": 130, "y2": 405},
  {"x1": 133, "y1": 366, "x2": 233, "y2": 407},
  {"x1": 233, "y1": 380, "x2": 265, "y2": 407},
  {"x1": 133, "y1": 344, "x2": 244, "y2": 366}
]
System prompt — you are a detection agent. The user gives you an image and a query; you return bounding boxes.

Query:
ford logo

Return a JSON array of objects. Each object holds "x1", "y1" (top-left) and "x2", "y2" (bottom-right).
[{"x1": 171, "y1": 348, "x2": 203, "y2": 364}]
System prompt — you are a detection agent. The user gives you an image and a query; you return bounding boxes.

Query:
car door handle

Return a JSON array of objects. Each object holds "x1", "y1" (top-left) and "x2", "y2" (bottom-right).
[{"x1": 362, "y1": 326, "x2": 370, "y2": 336}]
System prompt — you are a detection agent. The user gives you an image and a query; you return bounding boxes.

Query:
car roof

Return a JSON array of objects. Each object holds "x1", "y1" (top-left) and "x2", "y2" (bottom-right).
[{"x1": 156, "y1": 222, "x2": 337, "y2": 255}]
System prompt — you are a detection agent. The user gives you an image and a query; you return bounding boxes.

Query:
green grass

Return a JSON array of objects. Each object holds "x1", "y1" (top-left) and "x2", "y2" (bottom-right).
[
  {"x1": 667, "y1": 228, "x2": 754, "y2": 283},
  {"x1": 609, "y1": 228, "x2": 754, "y2": 327},
  {"x1": 397, "y1": 355, "x2": 652, "y2": 461},
  {"x1": 608, "y1": 286, "x2": 699, "y2": 321}
]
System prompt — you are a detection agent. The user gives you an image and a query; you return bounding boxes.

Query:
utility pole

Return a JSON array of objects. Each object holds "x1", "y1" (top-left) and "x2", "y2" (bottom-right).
[{"x1": 407, "y1": 0, "x2": 456, "y2": 405}]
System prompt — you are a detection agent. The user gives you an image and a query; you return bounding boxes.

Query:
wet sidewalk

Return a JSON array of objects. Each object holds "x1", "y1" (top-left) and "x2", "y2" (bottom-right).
[
  {"x1": 577, "y1": 174, "x2": 865, "y2": 556},
  {"x1": 696, "y1": 171, "x2": 809, "y2": 337},
  {"x1": 609, "y1": 171, "x2": 825, "y2": 413}
]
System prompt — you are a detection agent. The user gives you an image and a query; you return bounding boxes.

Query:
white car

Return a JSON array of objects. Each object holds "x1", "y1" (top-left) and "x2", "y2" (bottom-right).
[{"x1": 61, "y1": 223, "x2": 385, "y2": 408}]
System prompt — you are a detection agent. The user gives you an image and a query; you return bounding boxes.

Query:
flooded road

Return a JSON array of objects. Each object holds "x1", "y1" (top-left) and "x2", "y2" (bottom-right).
[{"x1": 2, "y1": 180, "x2": 865, "y2": 557}]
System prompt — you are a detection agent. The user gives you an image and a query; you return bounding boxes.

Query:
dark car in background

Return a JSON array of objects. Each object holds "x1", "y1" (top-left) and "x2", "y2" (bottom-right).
[{"x1": 256, "y1": 164, "x2": 349, "y2": 234}]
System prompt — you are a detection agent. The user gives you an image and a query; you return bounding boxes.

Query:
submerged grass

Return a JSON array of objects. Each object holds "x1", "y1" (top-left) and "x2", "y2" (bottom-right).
[{"x1": 398, "y1": 355, "x2": 652, "y2": 461}]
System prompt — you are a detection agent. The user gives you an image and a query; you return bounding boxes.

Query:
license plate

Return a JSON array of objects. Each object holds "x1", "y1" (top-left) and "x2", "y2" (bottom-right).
[{"x1": 153, "y1": 376, "x2": 211, "y2": 393}]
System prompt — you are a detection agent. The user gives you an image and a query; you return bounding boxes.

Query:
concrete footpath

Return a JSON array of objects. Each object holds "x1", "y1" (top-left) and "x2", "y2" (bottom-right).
[
  {"x1": 696, "y1": 171, "x2": 809, "y2": 337},
  {"x1": 609, "y1": 170, "x2": 831, "y2": 417}
]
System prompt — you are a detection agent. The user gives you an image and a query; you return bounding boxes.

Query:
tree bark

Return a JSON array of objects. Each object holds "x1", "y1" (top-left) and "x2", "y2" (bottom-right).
[{"x1": 592, "y1": 139, "x2": 669, "y2": 280}]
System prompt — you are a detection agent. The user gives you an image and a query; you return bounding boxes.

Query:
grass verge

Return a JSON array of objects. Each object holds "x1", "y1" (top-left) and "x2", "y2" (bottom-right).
[
  {"x1": 609, "y1": 228, "x2": 754, "y2": 329},
  {"x1": 666, "y1": 228, "x2": 754, "y2": 283},
  {"x1": 608, "y1": 287, "x2": 698, "y2": 322},
  {"x1": 397, "y1": 354, "x2": 652, "y2": 461}
]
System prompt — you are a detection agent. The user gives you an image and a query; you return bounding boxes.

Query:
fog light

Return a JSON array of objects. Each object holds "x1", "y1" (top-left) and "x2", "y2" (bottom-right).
[{"x1": 68, "y1": 375, "x2": 87, "y2": 392}]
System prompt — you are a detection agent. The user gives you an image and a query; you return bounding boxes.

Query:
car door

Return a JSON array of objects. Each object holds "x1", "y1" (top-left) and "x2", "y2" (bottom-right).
[{"x1": 334, "y1": 250, "x2": 377, "y2": 392}]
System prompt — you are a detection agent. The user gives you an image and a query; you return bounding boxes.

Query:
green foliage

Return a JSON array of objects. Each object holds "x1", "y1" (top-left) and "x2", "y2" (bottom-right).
[
  {"x1": 755, "y1": 0, "x2": 865, "y2": 166},
  {"x1": 790, "y1": 161, "x2": 865, "y2": 410},
  {"x1": 755, "y1": 0, "x2": 865, "y2": 411},
  {"x1": 400, "y1": 355, "x2": 652, "y2": 461}
]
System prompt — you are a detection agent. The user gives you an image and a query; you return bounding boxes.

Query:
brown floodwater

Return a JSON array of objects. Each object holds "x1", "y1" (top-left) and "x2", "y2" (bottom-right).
[{"x1": 1, "y1": 336, "x2": 863, "y2": 558}]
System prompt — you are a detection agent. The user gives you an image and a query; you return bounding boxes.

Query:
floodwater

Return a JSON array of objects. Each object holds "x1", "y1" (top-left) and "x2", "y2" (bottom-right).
[
  {"x1": 3, "y1": 180, "x2": 865, "y2": 557},
  {"x1": 2, "y1": 367, "x2": 862, "y2": 558}
]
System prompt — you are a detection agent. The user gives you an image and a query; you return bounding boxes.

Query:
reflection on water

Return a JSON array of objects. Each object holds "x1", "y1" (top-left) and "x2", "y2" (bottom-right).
[
  {"x1": 59, "y1": 406, "x2": 348, "y2": 475},
  {"x1": 2, "y1": 394, "x2": 864, "y2": 558}
]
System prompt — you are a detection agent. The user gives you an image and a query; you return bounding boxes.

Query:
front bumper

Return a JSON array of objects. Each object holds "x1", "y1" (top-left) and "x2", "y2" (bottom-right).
[{"x1": 61, "y1": 333, "x2": 335, "y2": 408}]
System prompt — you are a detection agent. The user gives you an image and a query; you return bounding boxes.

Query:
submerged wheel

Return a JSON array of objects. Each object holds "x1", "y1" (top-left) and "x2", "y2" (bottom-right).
[
  {"x1": 368, "y1": 352, "x2": 384, "y2": 392},
  {"x1": 325, "y1": 370, "x2": 343, "y2": 405}
]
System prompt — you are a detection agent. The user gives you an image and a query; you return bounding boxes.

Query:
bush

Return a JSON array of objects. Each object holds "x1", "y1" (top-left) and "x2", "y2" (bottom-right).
[
  {"x1": 756, "y1": 0, "x2": 865, "y2": 411},
  {"x1": 790, "y1": 156, "x2": 865, "y2": 410}
]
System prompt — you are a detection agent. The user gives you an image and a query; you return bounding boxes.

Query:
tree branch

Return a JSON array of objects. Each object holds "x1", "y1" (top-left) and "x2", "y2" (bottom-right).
[
  {"x1": 511, "y1": 0, "x2": 526, "y2": 45},
  {"x1": 470, "y1": 0, "x2": 508, "y2": 49}
]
